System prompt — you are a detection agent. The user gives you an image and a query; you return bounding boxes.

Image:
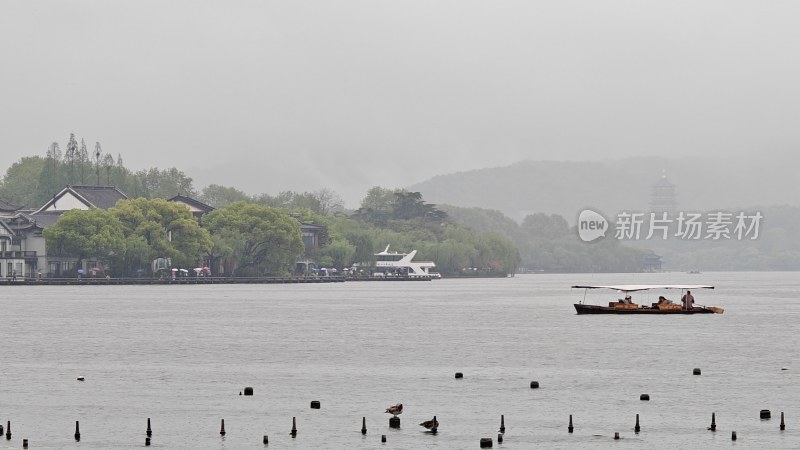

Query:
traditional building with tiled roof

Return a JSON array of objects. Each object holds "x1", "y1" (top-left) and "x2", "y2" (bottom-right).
[
  {"x1": 0, "y1": 186, "x2": 131, "y2": 279},
  {"x1": 35, "y1": 185, "x2": 129, "y2": 213},
  {"x1": 168, "y1": 194, "x2": 214, "y2": 224},
  {"x1": 0, "y1": 197, "x2": 22, "y2": 213}
]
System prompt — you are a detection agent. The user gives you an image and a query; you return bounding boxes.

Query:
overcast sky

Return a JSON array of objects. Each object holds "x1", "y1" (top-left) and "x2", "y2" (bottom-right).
[{"x1": 2, "y1": 1, "x2": 798, "y2": 206}]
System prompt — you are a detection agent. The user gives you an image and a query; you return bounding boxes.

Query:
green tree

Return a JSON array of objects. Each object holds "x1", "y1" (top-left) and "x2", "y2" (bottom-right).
[
  {"x1": 252, "y1": 189, "x2": 343, "y2": 216},
  {"x1": 44, "y1": 209, "x2": 126, "y2": 269},
  {"x1": 317, "y1": 239, "x2": 356, "y2": 270},
  {"x1": 392, "y1": 191, "x2": 446, "y2": 221},
  {"x1": 64, "y1": 133, "x2": 78, "y2": 184},
  {"x1": 112, "y1": 235, "x2": 154, "y2": 277},
  {"x1": 426, "y1": 238, "x2": 477, "y2": 275},
  {"x1": 110, "y1": 198, "x2": 212, "y2": 268},
  {"x1": 474, "y1": 232, "x2": 520, "y2": 275},
  {"x1": 103, "y1": 153, "x2": 115, "y2": 184},
  {"x1": 353, "y1": 186, "x2": 396, "y2": 226},
  {"x1": 134, "y1": 167, "x2": 196, "y2": 198},
  {"x1": 38, "y1": 143, "x2": 67, "y2": 203},
  {"x1": 330, "y1": 216, "x2": 375, "y2": 265},
  {"x1": 77, "y1": 139, "x2": 90, "y2": 184},
  {"x1": 204, "y1": 202, "x2": 303, "y2": 276},
  {"x1": 0, "y1": 156, "x2": 46, "y2": 207},
  {"x1": 522, "y1": 213, "x2": 569, "y2": 239},
  {"x1": 200, "y1": 184, "x2": 251, "y2": 208}
]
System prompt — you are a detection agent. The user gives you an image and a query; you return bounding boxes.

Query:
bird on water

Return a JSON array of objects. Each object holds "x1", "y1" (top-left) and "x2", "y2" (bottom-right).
[
  {"x1": 385, "y1": 403, "x2": 403, "y2": 417},
  {"x1": 419, "y1": 416, "x2": 438, "y2": 431}
]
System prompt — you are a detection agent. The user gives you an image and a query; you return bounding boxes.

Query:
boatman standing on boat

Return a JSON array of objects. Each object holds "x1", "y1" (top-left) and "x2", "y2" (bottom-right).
[{"x1": 681, "y1": 290, "x2": 695, "y2": 310}]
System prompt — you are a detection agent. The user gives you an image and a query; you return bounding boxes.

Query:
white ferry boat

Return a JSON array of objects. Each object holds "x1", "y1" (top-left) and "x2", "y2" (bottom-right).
[{"x1": 372, "y1": 245, "x2": 439, "y2": 278}]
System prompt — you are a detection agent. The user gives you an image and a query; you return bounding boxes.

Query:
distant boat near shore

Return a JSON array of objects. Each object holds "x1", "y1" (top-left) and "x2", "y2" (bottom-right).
[{"x1": 353, "y1": 245, "x2": 440, "y2": 279}]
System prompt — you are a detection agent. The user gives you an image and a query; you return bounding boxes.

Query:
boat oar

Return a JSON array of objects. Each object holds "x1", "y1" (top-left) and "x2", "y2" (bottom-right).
[{"x1": 697, "y1": 304, "x2": 724, "y2": 314}]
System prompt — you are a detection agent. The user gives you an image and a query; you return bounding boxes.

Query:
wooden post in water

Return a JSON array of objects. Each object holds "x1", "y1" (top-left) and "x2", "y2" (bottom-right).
[
  {"x1": 731, "y1": 431, "x2": 737, "y2": 441},
  {"x1": 75, "y1": 420, "x2": 81, "y2": 441},
  {"x1": 781, "y1": 412, "x2": 786, "y2": 430},
  {"x1": 709, "y1": 412, "x2": 716, "y2": 431},
  {"x1": 568, "y1": 414, "x2": 574, "y2": 433},
  {"x1": 499, "y1": 415, "x2": 505, "y2": 433},
  {"x1": 361, "y1": 417, "x2": 367, "y2": 435},
  {"x1": 220, "y1": 419, "x2": 226, "y2": 436},
  {"x1": 147, "y1": 418, "x2": 152, "y2": 437},
  {"x1": 5, "y1": 421, "x2": 10, "y2": 440},
  {"x1": 291, "y1": 417, "x2": 297, "y2": 438},
  {"x1": 634, "y1": 414, "x2": 640, "y2": 433}
]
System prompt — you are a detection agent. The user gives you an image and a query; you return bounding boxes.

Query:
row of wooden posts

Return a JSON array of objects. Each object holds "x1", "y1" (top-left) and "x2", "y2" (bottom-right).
[
  {"x1": 0, "y1": 408, "x2": 788, "y2": 448},
  {"x1": 0, "y1": 369, "x2": 786, "y2": 448}
]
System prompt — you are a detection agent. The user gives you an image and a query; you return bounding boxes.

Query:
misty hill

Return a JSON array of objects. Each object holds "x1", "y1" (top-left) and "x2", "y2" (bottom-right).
[{"x1": 409, "y1": 156, "x2": 797, "y2": 222}]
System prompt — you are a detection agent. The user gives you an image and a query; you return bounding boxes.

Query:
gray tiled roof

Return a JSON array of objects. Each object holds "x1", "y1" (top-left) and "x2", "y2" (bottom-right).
[
  {"x1": 31, "y1": 211, "x2": 64, "y2": 228},
  {"x1": 0, "y1": 197, "x2": 22, "y2": 211},
  {"x1": 168, "y1": 195, "x2": 215, "y2": 213},
  {"x1": 70, "y1": 185, "x2": 129, "y2": 209}
]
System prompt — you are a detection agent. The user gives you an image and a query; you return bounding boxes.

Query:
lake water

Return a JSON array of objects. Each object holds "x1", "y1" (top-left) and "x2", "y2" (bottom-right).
[{"x1": 0, "y1": 272, "x2": 798, "y2": 449}]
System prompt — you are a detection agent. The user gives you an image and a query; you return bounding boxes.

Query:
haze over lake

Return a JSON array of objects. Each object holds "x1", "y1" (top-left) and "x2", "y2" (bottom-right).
[{"x1": 3, "y1": 2, "x2": 800, "y2": 205}]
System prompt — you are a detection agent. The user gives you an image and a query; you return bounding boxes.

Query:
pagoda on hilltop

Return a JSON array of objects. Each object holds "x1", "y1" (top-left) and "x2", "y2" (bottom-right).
[{"x1": 649, "y1": 171, "x2": 677, "y2": 215}]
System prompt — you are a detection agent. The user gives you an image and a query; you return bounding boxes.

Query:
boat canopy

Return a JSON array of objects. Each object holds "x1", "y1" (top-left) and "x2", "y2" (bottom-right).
[{"x1": 571, "y1": 284, "x2": 714, "y2": 292}]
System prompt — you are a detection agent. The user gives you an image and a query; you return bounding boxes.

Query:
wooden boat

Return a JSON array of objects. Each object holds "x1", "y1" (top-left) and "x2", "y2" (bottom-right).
[{"x1": 572, "y1": 284, "x2": 724, "y2": 315}]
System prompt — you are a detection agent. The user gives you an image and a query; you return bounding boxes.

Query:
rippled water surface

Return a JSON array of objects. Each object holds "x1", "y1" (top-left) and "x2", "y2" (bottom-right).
[{"x1": 1, "y1": 272, "x2": 799, "y2": 449}]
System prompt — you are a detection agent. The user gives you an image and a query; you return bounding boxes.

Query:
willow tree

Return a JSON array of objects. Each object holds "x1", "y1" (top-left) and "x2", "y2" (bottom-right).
[
  {"x1": 110, "y1": 198, "x2": 212, "y2": 268},
  {"x1": 204, "y1": 202, "x2": 303, "y2": 276}
]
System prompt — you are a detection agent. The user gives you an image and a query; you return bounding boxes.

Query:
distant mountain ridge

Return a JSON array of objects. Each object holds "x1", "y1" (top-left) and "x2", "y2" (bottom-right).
[{"x1": 409, "y1": 156, "x2": 796, "y2": 222}]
